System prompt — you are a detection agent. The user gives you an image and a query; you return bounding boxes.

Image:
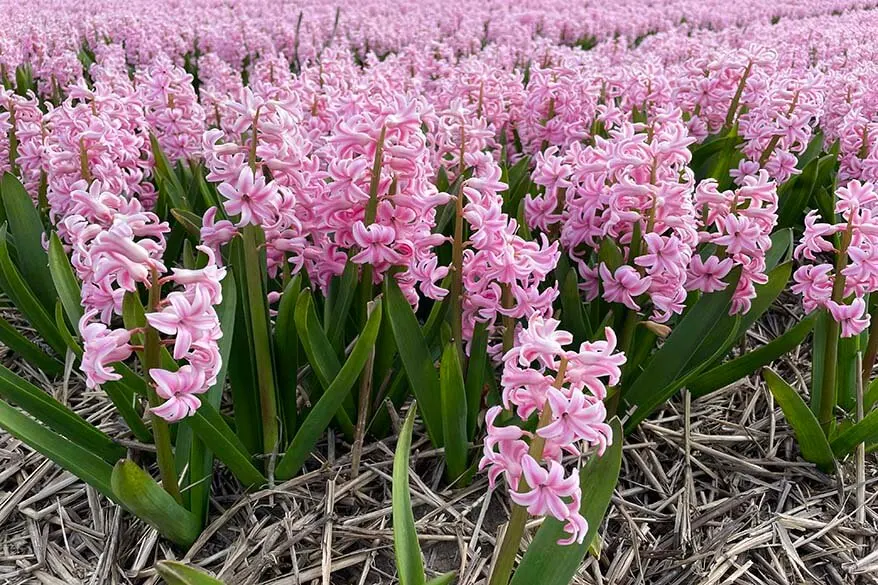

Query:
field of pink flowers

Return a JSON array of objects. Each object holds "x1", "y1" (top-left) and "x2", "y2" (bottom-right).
[{"x1": 2, "y1": 1, "x2": 878, "y2": 583}]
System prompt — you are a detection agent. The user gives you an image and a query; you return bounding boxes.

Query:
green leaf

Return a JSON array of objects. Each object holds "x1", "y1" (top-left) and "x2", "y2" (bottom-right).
[
  {"x1": 830, "y1": 408, "x2": 878, "y2": 458},
  {"x1": 384, "y1": 277, "x2": 443, "y2": 446},
  {"x1": 737, "y1": 261, "x2": 792, "y2": 335},
  {"x1": 689, "y1": 314, "x2": 816, "y2": 398},
  {"x1": 465, "y1": 321, "x2": 489, "y2": 438},
  {"x1": 763, "y1": 368, "x2": 835, "y2": 471},
  {"x1": 510, "y1": 418, "x2": 623, "y2": 585},
  {"x1": 765, "y1": 229, "x2": 793, "y2": 271},
  {"x1": 0, "y1": 313, "x2": 63, "y2": 375},
  {"x1": 150, "y1": 134, "x2": 189, "y2": 211},
  {"x1": 0, "y1": 225, "x2": 65, "y2": 355},
  {"x1": 324, "y1": 261, "x2": 358, "y2": 353},
  {"x1": 440, "y1": 342, "x2": 468, "y2": 482},
  {"x1": 275, "y1": 298, "x2": 383, "y2": 479},
  {"x1": 156, "y1": 561, "x2": 226, "y2": 585},
  {"x1": 623, "y1": 269, "x2": 740, "y2": 431},
  {"x1": 0, "y1": 173, "x2": 56, "y2": 310},
  {"x1": 0, "y1": 364, "x2": 124, "y2": 462},
  {"x1": 47, "y1": 232, "x2": 84, "y2": 325},
  {"x1": 392, "y1": 404, "x2": 426, "y2": 585},
  {"x1": 597, "y1": 238, "x2": 623, "y2": 271},
  {"x1": 110, "y1": 460, "x2": 201, "y2": 547},
  {"x1": 0, "y1": 400, "x2": 115, "y2": 498},
  {"x1": 188, "y1": 401, "x2": 266, "y2": 489},
  {"x1": 187, "y1": 273, "x2": 237, "y2": 525},
  {"x1": 170, "y1": 208, "x2": 203, "y2": 239},
  {"x1": 559, "y1": 270, "x2": 589, "y2": 344},
  {"x1": 275, "y1": 275, "x2": 302, "y2": 441},
  {"x1": 810, "y1": 310, "x2": 829, "y2": 414},
  {"x1": 426, "y1": 574, "x2": 456, "y2": 585},
  {"x1": 293, "y1": 289, "x2": 355, "y2": 437}
]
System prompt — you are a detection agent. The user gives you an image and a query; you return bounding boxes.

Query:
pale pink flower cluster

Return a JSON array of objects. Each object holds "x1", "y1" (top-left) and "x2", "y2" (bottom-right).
[
  {"x1": 0, "y1": 89, "x2": 45, "y2": 195},
  {"x1": 480, "y1": 315, "x2": 624, "y2": 545},
  {"x1": 65, "y1": 178, "x2": 226, "y2": 420},
  {"x1": 461, "y1": 152, "x2": 560, "y2": 344},
  {"x1": 202, "y1": 88, "x2": 313, "y2": 279},
  {"x1": 135, "y1": 55, "x2": 206, "y2": 163},
  {"x1": 308, "y1": 93, "x2": 450, "y2": 303},
  {"x1": 528, "y1": 108, "x2": 700, "y2": 322},
  {"x1": 792, "y1": 180, "x2": 878, "y2": 337},
  {"x1": 144, "y1": 247, "x2": 226, "y2": 420},
  {"x1": 692, "y1": 170, "x2": 779, "y2": 314},
  {"x1": 734, "y1": 74, "x2": 824, "y2": 185},
  {"x1": 44, "y1": 80, "x2": 156, "y2": 226}
]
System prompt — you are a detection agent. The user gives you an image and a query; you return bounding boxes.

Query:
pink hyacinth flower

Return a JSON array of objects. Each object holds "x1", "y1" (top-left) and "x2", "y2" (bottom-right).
[
  {"x1": 827, "y1": 298, "x2": 871, "y2": 338},
  {"x1": 149, "y1": 366, "x2": 208, "y2": 421}
]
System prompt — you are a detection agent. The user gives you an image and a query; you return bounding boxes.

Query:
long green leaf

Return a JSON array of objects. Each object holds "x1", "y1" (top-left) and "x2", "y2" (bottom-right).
[
  {"x1": 440, "y1": 342, "x2": 468, "y2": 482},
  {"x1": 623, "y1": 271, "x2": 740, "y2": 430},
  {"x1": 0, "y1": 314, "x2": 63, "y2": 375},
  {"x1": 188, "y1": 273, "x2": 237, "y2": 526},
  {"x1": 156, "y1": 561, "x2": 226, "y2": 585},
  {"x1": 0, "y1": 400, "x2": 115, "y2": 498},
  {"x1": 689, "y1": 314, "x2": 816, "y2": 398},
  {"x1": 559, "y1": 269, "x2": 589, "y2": 344},
  {"x1": 275, "y1": 298, "x2": 382, "y2": 479},
  {"x1": 274, "y1": 275, "x2": 302, "y2": 442},
  {"x1": 384, "y1": 277, "x2": 443, "y2": 446},
  {"x1": 110, "y1": 460, "x2": 201, "y2": 547},
  {"x1": 47, "y1": 232, "x2": 83, "y2": 325},
  {"x1": 1, "y1": 172, "x2": 56, "y2": 310},
  {"x1": 426, "y1": 574, "x2": 456, "y2": 585},
  {"x1": 324, "y1": 260, "x2": 358, "y2": 352},
  {"x1": 188, "y1": 401, "x2": 266, "y2": 489},
  {"x1": 0, "y1": 225, "x2": 65, "y2": 354},
  {"x1": 294, "y1": 289, "x2": 355, "y2": 437},
  {"x1": 0, "y1": 364, "x2": 124, "y2": 462},
  {"x1": 738, "y1": 261, "x2": 792, "y2": 334},
  {"x1": 465, "y1": 321, "x2": 489, "y2": 439},
  {"x1": 763, "y1": 368, "x2": 835, "y2": 471},
  {"x1": 830, "y1": 408, "x2": 878, "y2": 458},
  {"x1": 392, "y1": 404, "x2": 425, "y2": 585},
  {"x1": 150, "y1": 134, "x2": 190, "y2": 211},
  {"x1": 509, "y1": 418, "x2": 623, "y2": 585}
]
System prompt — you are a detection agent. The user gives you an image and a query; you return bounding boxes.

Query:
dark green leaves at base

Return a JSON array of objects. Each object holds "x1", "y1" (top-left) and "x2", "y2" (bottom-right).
[
  {"x1": 275, "y1": 297, "x2": 383, "y2": 479},
  {"x1": 111, "y1": 460, "x2": 201, "y2": 547},
  {"x1": 763, "y1": 368, "x2": 835, "y2": 472},
  {"x1": 156, "y1": 561, "x2": 226, "y2": 585},
  {"x1": 392, "y1": 404, "x2": 426, "y2": 585},
  {"x1": 440, "y1": 342, "x2": 468, "y2": 482},
  {"x1": 509, "y1": 418, "x2": 623, "y2": 585},
  {"x1": 384, "y1": 277, "x2": 444, "y2": 446}
]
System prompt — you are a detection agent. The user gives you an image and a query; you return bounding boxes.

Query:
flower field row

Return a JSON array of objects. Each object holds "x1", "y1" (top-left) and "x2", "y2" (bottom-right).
[{"x1": 0, "y1": 1, "x2": 877, "y2": 583}]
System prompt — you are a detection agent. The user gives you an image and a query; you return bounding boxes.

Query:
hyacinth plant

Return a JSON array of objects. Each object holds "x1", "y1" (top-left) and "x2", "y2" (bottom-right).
[
  {"x1": 765, "y1": 179, "x2": 878, "y2": 471},
  {"x1": 1, "y1": 5, "x2": 876, "y2": 582}
]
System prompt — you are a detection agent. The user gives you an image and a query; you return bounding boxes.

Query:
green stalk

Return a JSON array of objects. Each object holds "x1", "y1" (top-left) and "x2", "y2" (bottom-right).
[
  {"x1": 862, "y1": 301, "x2": 878, "y2": 386},
  {"x1": 605, "y1": 308, "x2": 639, "y2": 418},
  {"x1": 144, "y1": 270, "x2": 182, "y2": 504},
  {"x1": 351, "y1": 127, "x2": 387, "y2": 474},
  {"x1": 489, "y1": 359, "x2": 568, "y2": 585},
  {"x1": 819, "y1": 224, "x2": 853, "y2": 435},
  {"x1": 242, "y1": 225, "x2": 279, "y2": 456},
  {"x1": 724, "y1": 61, "x2": 752, "y2": 129}
]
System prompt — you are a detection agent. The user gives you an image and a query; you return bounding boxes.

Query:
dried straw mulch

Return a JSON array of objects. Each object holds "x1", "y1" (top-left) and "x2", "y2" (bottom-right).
[{"x1": 1, "y1": 305, "x2": 878, "y2": 585}]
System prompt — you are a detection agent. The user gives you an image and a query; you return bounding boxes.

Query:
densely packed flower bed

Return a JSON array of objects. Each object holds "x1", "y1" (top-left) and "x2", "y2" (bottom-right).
[{"x1": 2, "y1": 1, "x2": 878, "y2": 583}]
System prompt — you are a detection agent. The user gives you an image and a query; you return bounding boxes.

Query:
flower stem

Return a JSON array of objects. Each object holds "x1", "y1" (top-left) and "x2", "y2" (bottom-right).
[
  {"x1": 489, "y1": 359, "x2": 568, "y2": 585},
  {"x1": 144, "y1": 270, "x2": 182, "y2": 504},
  {"x1": 862, "y1": 301, "x2": 878, "y2": 387},
  {"x1": 819, "y1": 224, "x2": 853, "y2": 435}
]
